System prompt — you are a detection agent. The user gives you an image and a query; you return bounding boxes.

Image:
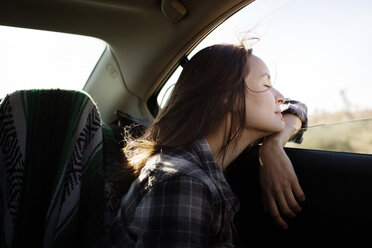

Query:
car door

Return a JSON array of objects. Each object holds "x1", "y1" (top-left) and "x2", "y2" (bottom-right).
[{"x1": 226, "y1": 119, "x2": 372, "y2": 248}]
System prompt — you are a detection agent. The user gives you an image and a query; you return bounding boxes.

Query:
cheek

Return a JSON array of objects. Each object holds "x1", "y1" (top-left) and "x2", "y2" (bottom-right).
[
  {"x1": 244, "y1": 93, "x2": 282, "y2": 130},
  {"x1": 245, "y1": 92, "x2": 275, "y2": 113},
  {"x1": 244, "y1": 98, "x2": 267, "y2": 126}
]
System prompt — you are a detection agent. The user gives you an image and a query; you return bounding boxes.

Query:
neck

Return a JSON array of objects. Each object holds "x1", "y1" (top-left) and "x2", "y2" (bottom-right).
[{"x1": 205, "y1": 126, "x2": 266, "y2": 171}]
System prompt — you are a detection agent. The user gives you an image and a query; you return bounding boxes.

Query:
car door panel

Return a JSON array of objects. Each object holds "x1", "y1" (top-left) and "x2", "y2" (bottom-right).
[{"x1": 226, "y1": 146, "x2": 372, "y2": 247}]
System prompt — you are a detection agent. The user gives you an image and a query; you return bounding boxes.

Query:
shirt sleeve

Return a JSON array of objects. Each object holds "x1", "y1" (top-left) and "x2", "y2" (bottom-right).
[
  {"x1": 130, "y1": 175, "x2": 214, "y2": 248},
  {"x1": 281, "y1": 99, "x2": 308, "y2": 144}
]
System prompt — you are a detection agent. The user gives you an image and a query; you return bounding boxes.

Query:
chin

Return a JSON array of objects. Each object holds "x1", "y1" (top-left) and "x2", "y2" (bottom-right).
[
  {"x1": 256, "y1": 125, "x2": 284, "y2": 137},
  {"x1": 246, "y1": 119, "x2": 285, "y2": 135},
  {"x1": 267, "y1": 118, "x2": 285, "y2": 132},
  {"x1": 268, "y1": 123, "x2": 285, "y2": 134}
]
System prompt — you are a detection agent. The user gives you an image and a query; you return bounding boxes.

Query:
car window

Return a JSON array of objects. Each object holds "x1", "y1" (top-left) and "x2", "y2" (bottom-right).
[
  {"x1": 0, "y1": 25, "x2": 106, "y2": 99},
  {"x1": 156, "y1": 0, "x2": 372, "y2": 155},
  {"x1": 157, "y1": 66, "x2": 182, "y2": 108},
  {"x1": 286, "y1": 118, "x2": 372, "y2": 154}
]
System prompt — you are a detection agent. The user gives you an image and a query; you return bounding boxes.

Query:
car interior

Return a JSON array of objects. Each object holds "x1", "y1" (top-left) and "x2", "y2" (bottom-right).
[{"x1": 1, "y1": 0, "x2": 372, "y2": 247}]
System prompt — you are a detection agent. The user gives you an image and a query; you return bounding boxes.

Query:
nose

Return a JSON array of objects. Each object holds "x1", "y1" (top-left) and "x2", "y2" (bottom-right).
[{"x1": 275, "y1": 88, "x2": 285, "y2": 104}]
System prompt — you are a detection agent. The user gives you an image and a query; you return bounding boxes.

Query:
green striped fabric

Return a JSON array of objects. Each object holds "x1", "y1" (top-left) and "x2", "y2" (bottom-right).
[{"x1": 0, "y1": 89, "x2": 122, "y2": 248}]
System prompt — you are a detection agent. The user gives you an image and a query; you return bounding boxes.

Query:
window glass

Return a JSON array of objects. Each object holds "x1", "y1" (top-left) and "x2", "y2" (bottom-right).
[
  {"x1": 157, "y1": 66, "x2": 182, "y2": 108},
  {"x1": 157, "y1": 0, "x2": 372, "y2": 128},
  {"x1": 0, "y1": 25, "x2": 106, "y2": 98},
  {"x1": 286, "y1": 118, "x2": 372, "y2": 155}
]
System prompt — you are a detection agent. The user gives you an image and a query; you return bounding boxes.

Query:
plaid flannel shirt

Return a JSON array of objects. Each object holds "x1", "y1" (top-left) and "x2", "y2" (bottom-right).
[{"x1": 98, "y1": 137, "x2": 240, "y2": 248}]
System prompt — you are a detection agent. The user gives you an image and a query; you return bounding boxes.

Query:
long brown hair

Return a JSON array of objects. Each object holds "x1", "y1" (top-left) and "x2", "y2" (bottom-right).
[{"x1": 124, "y1": 44, "x2": 253, "y2": 176}]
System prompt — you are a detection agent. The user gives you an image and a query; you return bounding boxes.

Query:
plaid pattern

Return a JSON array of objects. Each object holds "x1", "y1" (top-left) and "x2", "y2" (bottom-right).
[
  {"x1": 98, "y1": 138, "x2": 240, "y2": 247},
  {"x1": 282, "y1": 99, "x2": 308, "y2": 143}
]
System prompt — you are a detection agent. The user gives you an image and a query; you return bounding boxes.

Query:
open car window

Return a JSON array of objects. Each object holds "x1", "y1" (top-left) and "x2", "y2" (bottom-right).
[
  {"x1": 0, "y1": 25, "x2": 106, "y2": 99},
  {"x1": 286, "y1": 118, "x2": 372, "y2": 155},
  {"x1": 156, "y1": 0, "x2": 372, "y2": 154}
]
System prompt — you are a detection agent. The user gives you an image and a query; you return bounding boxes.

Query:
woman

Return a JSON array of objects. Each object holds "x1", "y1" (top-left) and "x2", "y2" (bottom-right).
[{"x1": 100, "y1": 44, "x2": 307, "y2": 247}]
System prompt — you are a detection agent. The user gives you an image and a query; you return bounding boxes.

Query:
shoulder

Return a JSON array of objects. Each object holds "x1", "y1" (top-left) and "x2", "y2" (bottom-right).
[
  {"x1": 145, "y1": 174, "x2": 214, "y2": 204},
  {"x1": 122, "y1": 168, "x2": 216, "y2": 221},
  {"x1": 140, "y1": 152, "x2": 210, "y2": 185},
  {"x1": 132, "y1": 153, "x2": 222, "y2": 203}
]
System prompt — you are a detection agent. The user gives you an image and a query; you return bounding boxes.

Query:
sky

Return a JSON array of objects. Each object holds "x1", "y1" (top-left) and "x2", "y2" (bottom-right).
[
  {"x1": 189, "y1": 0, "x2": 372, "y2": 114},
  {"x1": 1, "y1": 0, "x2": 372, "y2": 115}
]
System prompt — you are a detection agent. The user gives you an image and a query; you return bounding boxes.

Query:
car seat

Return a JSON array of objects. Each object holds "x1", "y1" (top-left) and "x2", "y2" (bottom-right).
[{"x1": 0, "y1": 89, "x2": 131, "y2": 248}]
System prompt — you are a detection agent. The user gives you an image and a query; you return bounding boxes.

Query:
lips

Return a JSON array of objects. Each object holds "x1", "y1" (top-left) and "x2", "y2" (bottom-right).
[{"x1": 275, "y1": 111, "x2": 284, "y2": 120}]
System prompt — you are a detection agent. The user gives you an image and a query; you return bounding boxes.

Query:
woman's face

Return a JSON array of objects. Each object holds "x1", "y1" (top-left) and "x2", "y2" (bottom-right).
[{"x1": 243, "y1": 54, "x2": 285, "y2": 135}]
